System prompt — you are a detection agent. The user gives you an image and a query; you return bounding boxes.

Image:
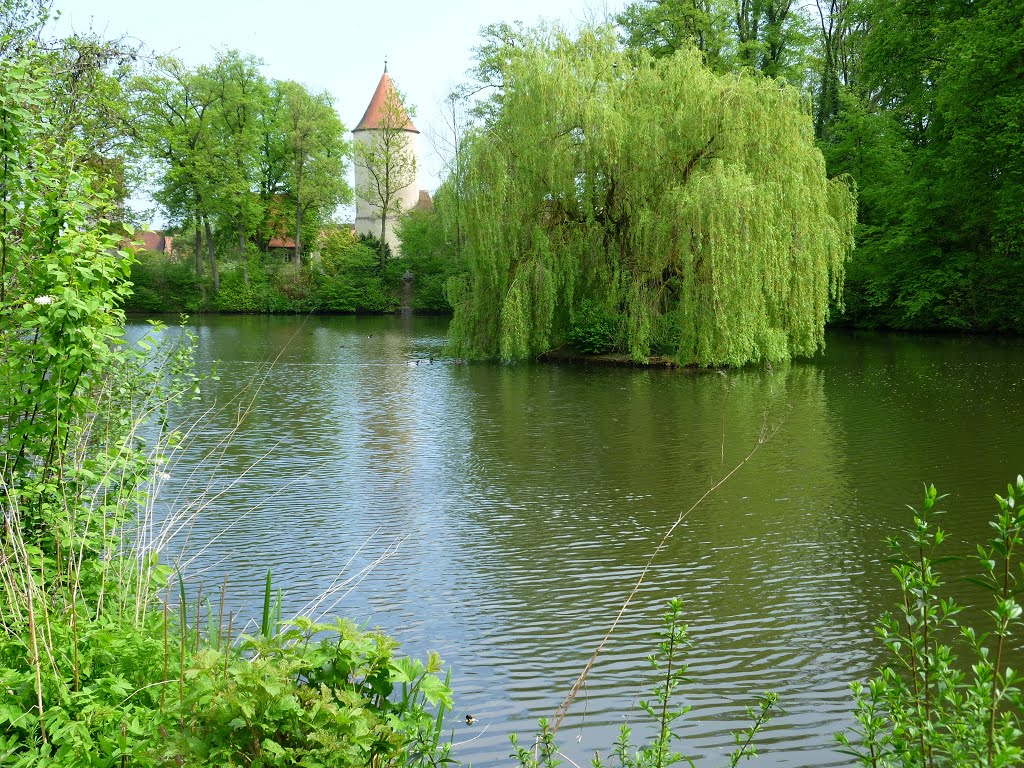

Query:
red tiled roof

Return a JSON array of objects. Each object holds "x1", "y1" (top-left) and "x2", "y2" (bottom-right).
[
  {"x1": 268, "y1": 236, "x2": 296, "y2": 249},
  {"x1": 142, "y1": 231, "x2": 162, "y2": 251},
  {"x1": 411, "y1": 190, "x2": 433, "y2": 212},
  {"x1": 353, "y1": 70, "x2": 418, "y2": 133},
  {"x1": 132, "y1": 230, "x2": 169, "y2": 253}
]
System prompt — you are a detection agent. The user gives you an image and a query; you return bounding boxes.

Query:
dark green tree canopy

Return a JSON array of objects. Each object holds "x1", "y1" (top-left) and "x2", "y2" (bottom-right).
[
  {"x1": 823, "y1": 0, "x2": 1024, "y2": 331},
  {"x1": 616, "y1": 0, "x2": 814, "y2": 84},
  {"x1": 448, "y1": 26, "x2": 855, "y2": 366}
]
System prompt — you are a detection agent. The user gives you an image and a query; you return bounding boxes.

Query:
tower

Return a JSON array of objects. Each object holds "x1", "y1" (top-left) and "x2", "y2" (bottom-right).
[{"x1": 352, "y1": 66, "x2": 420, "y2": 254}]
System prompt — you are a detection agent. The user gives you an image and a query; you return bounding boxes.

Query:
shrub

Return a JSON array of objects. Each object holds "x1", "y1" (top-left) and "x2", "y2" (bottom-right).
[
  {"x1": 315, "y1": 235, "x2": 396, "y2": 313},
  {"x1": 357, "y1": 232, "x2": 392, "y2": 263},
  {"x1": 838, "y1": 477, "x2": 1024, "y2": 767},
  {"x1": 394, "y1": 209, "x2": 467, "y2": 313},
  {"x1": 125, "y1": 251, "x2": 204, "y2": 313},
  {"x1": 511, "y1": 599, "x2": 777, "y2": 768},
  {"x1": 212, "y1": 253, "x2": 296, "y2": 314},
  {"x1": 568, "y1": 300, "x2": 620, "y2": 355},
  {"x1": 159, "y1": 612, "x2": 452, "y2": 766}
]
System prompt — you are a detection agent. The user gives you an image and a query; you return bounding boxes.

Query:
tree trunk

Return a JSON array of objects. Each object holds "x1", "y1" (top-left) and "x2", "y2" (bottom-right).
[
  {"x1": 379, "y1": 213, "x2": 388, "y2": 270},
  {"x1": 239, "y1": 218, "x2": 246, "y2": 255},
  {"x1": 294, "y1": 199, "x2": 303, "y2": 268},
  {"x1": 204, "y1": 216, "x2": 219, "y2": 293},
  {"x1": 194, "y1": 221, "x2": 203, "y2": 276}
]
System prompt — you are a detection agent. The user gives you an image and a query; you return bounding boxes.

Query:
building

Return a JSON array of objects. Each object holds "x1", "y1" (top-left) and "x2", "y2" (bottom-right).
[
  {"x1": 352, "y1": 66, "x2": 424, "y2": 254},
  {"x1": 133, "y1": 230, "x2": 173, "y2": 255},
  {"x1": 410, "y1": 189, "x2": 434, "y2": 213}
]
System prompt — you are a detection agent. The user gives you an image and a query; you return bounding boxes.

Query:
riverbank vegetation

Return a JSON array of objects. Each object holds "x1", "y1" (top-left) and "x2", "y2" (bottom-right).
[
  {"x1": 124, "y1": 220, "x2": 463, "y2": 315},
  {"x1": 125, "y1": 39, "x2": 465, "y2": 315},
  {"x1": 617, "y1": 0, "x2": 1023, "y2": 334},
  {"x1": 6, "y1": 0, "x2": 1018, "y2": 350},
  {"x1": 511, "y1": 599, "x2": 779, "y2": 768},
  {"x1": 839, "y1": 479, "x2": 1024, "y2": 767},
  {"x1": 7, "y1": 1, "x2": 1016, "y2": 350},
  {"x1": 439, "y1": 0, "x2": 1022, "y2": 362},
  {"x1": 130, "y1": 49, "x2": 351, "y2": 277}
]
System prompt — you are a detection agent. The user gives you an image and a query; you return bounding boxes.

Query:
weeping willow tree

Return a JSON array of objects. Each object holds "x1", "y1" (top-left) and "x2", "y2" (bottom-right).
[{"x1": 446, "y1": 25, "x2": 856, "y2": 366}]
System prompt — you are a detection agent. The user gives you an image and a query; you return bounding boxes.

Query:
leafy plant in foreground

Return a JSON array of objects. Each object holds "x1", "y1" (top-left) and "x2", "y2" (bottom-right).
[
  {"x1": 838, "y1": 476, "x2": 1024, "y2": 767},
  {"x1": 159, "y1": 610, "x2": 452, "y2": 767},
  {"x1": 511, "y1": 599, "x2": 778, "y2": 768}
]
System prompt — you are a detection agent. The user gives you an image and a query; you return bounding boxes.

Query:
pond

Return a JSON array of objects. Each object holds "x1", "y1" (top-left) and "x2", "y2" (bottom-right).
[{"x1": 133, "y1": 314, "x2": 1024, "y2": 767}]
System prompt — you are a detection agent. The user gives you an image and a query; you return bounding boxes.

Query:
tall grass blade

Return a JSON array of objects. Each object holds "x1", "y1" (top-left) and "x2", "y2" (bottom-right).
[{"x1": 261, "y1": 568, "x2": 273, "y2": 638}]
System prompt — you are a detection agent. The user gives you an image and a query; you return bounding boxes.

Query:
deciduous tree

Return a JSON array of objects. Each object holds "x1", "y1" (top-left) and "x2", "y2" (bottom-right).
[
  {"x1": 616, "y1": 0, "x2": 729, "y2": 69},
  {"x1": 132, "y1": 57, "x2": 224, "y2": 289},
  {"x1": 208, "y1": 49, "x2": 267, "y2": 255},
  {"x1": 823, "y1": 0, "x2": 1023, "y2": 331},
  {"x1": 427, "y1": 90, "x2": 470, "y2": 261},
  {"x1": 279, "y1": 80, "x2": 351, "y2": 266},
  {"x1": 616, "y1": 0, "x2": 813, "y2": 84},
  {"x1": 448, "y1": 26, "x2": 855, "y2": 366}
]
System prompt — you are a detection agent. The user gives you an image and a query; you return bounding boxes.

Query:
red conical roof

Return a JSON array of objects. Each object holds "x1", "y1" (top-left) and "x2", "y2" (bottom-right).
[{"x1": 354, "y1": 69, "x2": 418, "y2": 133}]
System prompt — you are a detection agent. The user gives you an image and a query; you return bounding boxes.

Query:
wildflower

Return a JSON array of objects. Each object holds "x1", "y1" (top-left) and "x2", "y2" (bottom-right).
[{"x1": 33, "y1": 295, "x2": 55, "y2": 306}]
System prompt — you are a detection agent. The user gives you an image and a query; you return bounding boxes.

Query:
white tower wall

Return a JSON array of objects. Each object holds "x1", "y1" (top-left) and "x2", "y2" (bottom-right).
[{"x1": 353, "y1": 129, "x2": 419, "y2": 254}]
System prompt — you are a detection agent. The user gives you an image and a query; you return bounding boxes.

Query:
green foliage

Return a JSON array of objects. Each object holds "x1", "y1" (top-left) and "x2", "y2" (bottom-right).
[
  {"x1": 279, "y1": 79, "x2": 352, "y2": 266},
  {"x1": 396, "y1": 209, "x2": 467, "y2": 313},
  {"x1": 358, "y1": 232, "x2": 392, "y2": 262},
  {"x1": 124, "y1": 251, "x2": 204, "y2": 313},
  {"x1": 568, "y1": 300, "x2": 619, "y2": 355},
  {"x1": 510, "y1": 720, "x2": 561, "y2": 768},
  {"x1": 1, "y1": 584, "x2": 455, "y2": 767},
  {"x1": 130, "y1": 52, "x2": 352, "y2": 284},
  {"x1": 616, "y1": 0, "x2": 814, "y2": 84},
  {"x1": 397, "y1": 210, "x2": 445, "y2": 262},
  {"x1": 213, "y1": 254, "x2": 297, "y2": 314},
  {"x1": 449, "y1": 25, "x2": 855, "y2": 366},
  {"x1": 0, "y1": 47, "x2": 203, "y2": 739},
  {"x1": 615, "y1": 1, "x2": 1024, "y2": 334},
  {"x1": 3, "y1": 38, "x2": 194, "y2": 763},
  {"x1": 837, "y1": 477, "x2": 1024, "y2": 767},
  {"x1": 1, "y1": 26, "x2": 452, "y2": 767},
  {"x1": 1, "y1": 49, "x2": 138, "y2": 541},
  {"x1": 148, "y1": 613, "x2": 452, "y2": 767},
  {"x1": 617, "y1": 0, "x2": 730, "y2": 67},
  {"x1": 511, "y1": 599, "x2": 778, "y2": 768},
  {"x1": 125, "y1": 232, "x2": 470, "y2": 316},
  {"x1": 822, "y1": 0, "x2": 1024, "y2": 332},
  {"x1": 315, "y1": 233, "x2": 397, "y2": 313}
]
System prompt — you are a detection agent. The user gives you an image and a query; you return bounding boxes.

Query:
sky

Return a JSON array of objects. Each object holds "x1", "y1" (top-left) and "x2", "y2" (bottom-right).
[{"x1": 54, "y1": 0, "x2": 627, "y2": 220}]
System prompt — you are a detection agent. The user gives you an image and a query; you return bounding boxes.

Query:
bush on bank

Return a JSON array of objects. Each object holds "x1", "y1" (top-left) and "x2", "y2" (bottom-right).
[{"x1": 124, "y1": 212, "x2": 467, "y2": 317}]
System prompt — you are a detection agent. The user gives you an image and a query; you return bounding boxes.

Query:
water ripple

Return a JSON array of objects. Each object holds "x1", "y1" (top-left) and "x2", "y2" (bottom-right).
[{"x1": 137, "y1": 317, "x2": 1024, "y2": 768}]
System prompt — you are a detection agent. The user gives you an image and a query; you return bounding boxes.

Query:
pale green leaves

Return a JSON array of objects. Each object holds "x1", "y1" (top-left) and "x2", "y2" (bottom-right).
[{"x1": 449, "y1": 25, "x2": 856, "y2": 366}]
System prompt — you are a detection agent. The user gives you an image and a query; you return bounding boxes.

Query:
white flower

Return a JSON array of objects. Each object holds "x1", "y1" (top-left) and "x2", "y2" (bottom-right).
[{"x1": 33, "y1": 295, "x2": 55, "y2": 306}]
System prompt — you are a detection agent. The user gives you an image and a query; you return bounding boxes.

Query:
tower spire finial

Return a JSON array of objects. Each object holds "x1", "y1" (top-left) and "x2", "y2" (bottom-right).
[{"x1": 384, "y1": 55, "x2": 388, "y2": 73}]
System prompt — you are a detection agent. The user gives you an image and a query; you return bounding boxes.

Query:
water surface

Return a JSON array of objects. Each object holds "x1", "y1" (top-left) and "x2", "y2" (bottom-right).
[{"x1": 137, "y1": 315, "x2": 1024, "y2": 767}]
